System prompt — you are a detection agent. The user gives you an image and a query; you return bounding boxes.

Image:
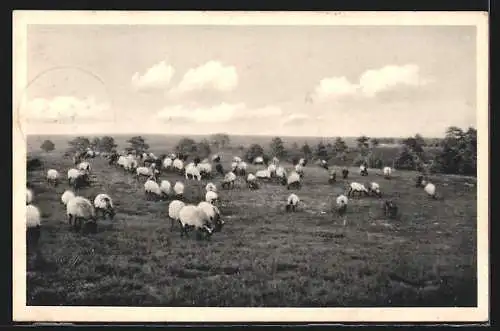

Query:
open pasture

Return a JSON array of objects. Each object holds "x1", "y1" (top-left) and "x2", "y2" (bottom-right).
[{"x1": 25, "y1": 138, "x2": 477, "y2": 307}]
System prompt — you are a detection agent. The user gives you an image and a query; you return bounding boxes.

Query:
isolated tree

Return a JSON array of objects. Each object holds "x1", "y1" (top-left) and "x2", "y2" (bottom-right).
[
  {"x1": 402, "y1": 134, "x2": 425, "y2": 154},
  {"x1": 245, "y1": 144, "x2": 264, "y2": 162},
  {"x1": 98, "y1": 136, "x2": 118, "y2": 153},
  {"x1": 67, "y1": 136, "x2": 90, "y2": 153},
  {"x1": 210, "y1": 133, "x2": 231, "y2": 149},
  {"x1": 196, "y1": 139, "x2": 212, "y2": 159},
  {"x1": 270, "y1": 137, "x2": 286, "y2": 158},
  {"x1": 356, "y1": 135, "x2": 370, "y2": 149},
  {"x1": 301, "y1": 143, "x2": 312, "y2": 158},
  {"x1": 40, "y1": 139, "x2": 55, "y2": 153},
  {"x1": 394, "y1": 145, "x2": 418, "y2": 170},
  {"x1": 175, "y1": 138, "x2": 198, "y2": 155},
  {"x1": 432, "y1": 126, "x2": 477, "y2": 175},
  {"x1": 126, "y1": 136, "x2": 149, "y2": 154},
  {"x1": 370, "y1": 138, "x2": 380, "y2": 148},
  {"x1": 315, "y1": 141, "x2": 328, "y2": 159}
]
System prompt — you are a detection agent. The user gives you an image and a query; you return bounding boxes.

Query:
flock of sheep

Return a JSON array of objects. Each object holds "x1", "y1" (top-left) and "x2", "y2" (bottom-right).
[{"x1": 25, "y1": 147, "x2": 440, "y2": 253}]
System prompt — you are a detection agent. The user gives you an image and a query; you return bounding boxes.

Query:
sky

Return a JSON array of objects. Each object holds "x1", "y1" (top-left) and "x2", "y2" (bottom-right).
[{"x1": 21, "y1": 24, "x2": 477, "y2": 137}]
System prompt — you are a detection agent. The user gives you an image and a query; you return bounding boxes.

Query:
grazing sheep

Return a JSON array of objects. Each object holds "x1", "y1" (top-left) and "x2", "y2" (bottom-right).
[
  {"x1": 66, "y1": 196, "x2": 97, "y2": 233},
  {"x1": 275, "y1": 166, "x2": 287, "y2": 180},
  {"x1": 205, "y1": 190, "x2": 219, "y2": 204},
  {"x1": 230, "y1": 161, "x2": 239, "y2": 172},
  {"x1": 26, "y1": 204, "x2": 41, "y2": 250},
  {"x1": 342, "y1": 167, "x2": 349, "y2": 179},
  {"x1": 295, "y1": 164, "x2": 304, "y2": 177},
  {"x1": 283, "y1": 171, "x2": 302, "y2": 190},
  {"x1": 215, "y1": 163, "x2": 225, "y2": 176},
  {"x1": 173, "y1": 181, "x2": 185, "y2": 199},
  {"x1": 255, "y1": 169, "x2": 271, "y2": 180},
  {"x1": 383, "y1": 200, "x2": 398, "y2": 219},
  {"x1": 163, "y1": 157, "x2": 173, "y2": 170},
  {"x1": 61, "y1": 190, "x2": 76, "y2": 206},
  {"x1": 253, "y1": 156, "x2": 264, "y2": 165},
  {"x1": 212, "y1": 154, "x2": 221, "y2": 163},
  {"x1": 173, "y1": 158, "x2": 184, "y2": 173},
  {"x1": 359, "y1": 164, "x2": 368, "y2": 176},
  {"x1": 286, "y1": 193, "x2": 300, "y2": 212},
  {"x1": 178, "y1": 205, "x2": 214, "y2": 240},
  {"x1": 347, "y1": 182, "x2": 369, "y2": 197},
  {"x1": 117, "y1": 155, "x2": 127, "y2": 168},
  {"x1": 125, "y1": 158, "x2": 139, "y2": 172},
  {"x1": 424, "y1": 182, "x2": 437, "y2": 199},
  {"x1": 222, "y1": 171, "x2": 237, "y2": 189},
  {"x1": 168, "y1": 200, "x2": 185, "y2": 230},
  {"x1": 205, "y1": 182, "x2": 217, "y2": 192},
  {"x1": 160, "y1": 180, "x2": 172, "y2": 199},
  {"x1": 78, "y1": 161, "x2": 91, "y2": 173},
  {"x1": 368, "y1": 182, "x2": 382, "y2": 197},
  {"x1": 46, "y1": 169, "x2": 59, "y2": 186},
  {"x1": 383, "y1": 166, "x2": 392, "y2": 179},
  {"x1": 328, "y1": 171, "x2": 337, "y2": 184},
  {"x1": 185, "y1": 163, "x2": 202, "y2": 181},
  {"x1": 67, "y1": 168, "x2": 90, "y2": 189},
  {"x1": 136, "y1": 166, "x2": 157, "y2": 178},
  {"x1": 320, "y1": 159, "x2": 329, "y2": 170},
  {"x1": 26, "y1": 188, "x2": 33, "y2": 205},
  {"x1": 267, "y1": 164, "x2": 277, "y2": 177},
  {"x1": 144, "y1": 177, "x2": 162, "y2": 200},
  {"x1": 94, "y1": 193, "x2": 115, "y2": 220},
  {"x1": 235, "y1": 161, "x2": 247, "y2": 176},
  {"x1": 246, "y1": 173, "x2": 259, "y2": 190},
  {"x1": 198, "y1": 201, "x2": 224, "y2": 232},
  {"x1": 197, "y1": 162, "x2": 212, "y2": 179},
  {"x1": 335, "y1": 194, "x2": 349, "y2": 224}
]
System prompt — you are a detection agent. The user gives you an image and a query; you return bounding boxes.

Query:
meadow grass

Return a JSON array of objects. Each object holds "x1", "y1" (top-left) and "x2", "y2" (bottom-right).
[{"x1": 25, "y1": 137, "x2": 477, "y2": 307}]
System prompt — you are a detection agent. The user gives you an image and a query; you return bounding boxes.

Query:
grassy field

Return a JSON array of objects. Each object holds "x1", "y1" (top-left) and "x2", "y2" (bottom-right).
[{"x1": 25, "y1": 135, "x2": 477, "y2": 307}]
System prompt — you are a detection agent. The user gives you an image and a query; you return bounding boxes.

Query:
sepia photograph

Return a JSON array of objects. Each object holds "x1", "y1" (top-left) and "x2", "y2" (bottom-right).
[{"x1": 13, "y1": 11, "x2": 488, "y2": 322}]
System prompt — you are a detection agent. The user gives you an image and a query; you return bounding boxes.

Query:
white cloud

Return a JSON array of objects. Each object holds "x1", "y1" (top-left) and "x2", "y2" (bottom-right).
[
  {"x1": 312, "y1": 64, "x2": 430, "y2": 102},
  {"x1": 131, "y1": 60, "x2": 175, "y2": 91},
  {"x1": 155, "y1": 102, "x2": 281, "y2": 123},
  {"x1": 22, "y1": 96, "x2": 112, "y2": 122},
  {"x1": 170, "y1": 60, "x2": 238, "y2": 95},
  {"x1": 280, "y1": 113, "x2": 313, "y2": 126}
]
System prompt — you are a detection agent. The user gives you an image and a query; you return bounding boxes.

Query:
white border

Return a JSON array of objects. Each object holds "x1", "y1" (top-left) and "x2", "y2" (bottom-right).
[{"x1": 12, "y1": 11, "x2": 489, "y2": 322}]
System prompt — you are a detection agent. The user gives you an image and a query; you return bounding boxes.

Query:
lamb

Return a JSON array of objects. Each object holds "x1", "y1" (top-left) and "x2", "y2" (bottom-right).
[
  {"x1": 335, "y1": 194, "x2": 349, "y2": 225},
  {"x1": 93, "y1": 193, "x2": 115, "y2": 220},
  {"x1": 61, "y1": 190, "x2": 76, "y2": 206},
  {"x1": 283, "y1": 171, "x2": 302, "y2": 190},
  {"x1": 222, "y1": 171, "x2": 237, "y2": 189},
  {"x1": 160, "y1": 180, "x2": 172, "y2": 198},
  {"x1": 66, "y1": 196, "x2": 97, "y2": 233},
  {"x1": 178, "y1": 205, "x2": 214, "y2": 240},
  {"x1": 205, "y1": 182, "x2": 217, "y2": 192},
  {"x1": 26, "y1": 188, "x2": 33, "y2": 205},
  {"x1": 367, "y1": 182, "x2": 382, "y2": 197},
  {"x1": 168, "y1": 200, "x2": 185, "y2": 230},
  {"x1": 286, "y1": 193, "x2": 300, "y2": 212},
  {"x1": 342, "y1": 167, "x2": 349, "y2": 179},
  {"x1": 424, "y1": 182, "x2": 437, "y2": 199},
  {"x1": 185, "y1": 163, "x2": 202, "y2": 181},
  {"x1": 328, "y1": 171, "x2": 337, "y2": 184},
  {"x1": 173, "y1": 181, "x2": 185, "y2": 199},
  {"x1": 255, "y1": 169, "x2": 271, "y2": 180},
  {"x1": 197, "y1": 201, "x2": 224, "y2": 232},
  {"x1": 205, "y1": 190, "x2": 219, "y2": 204},
  {"x1": 383, "y1": 166, "x2": 392, "y2": 179},
  {"x1": 359, "y1": 164, "x2": 368, "y2": 176},
  {"x1": 347, "y1": 182, "x2": 369, "y2": 197},
  {"x1": 46, "y1": 169, "x2": 59, "y2": 186},
  {"x1": 26, "y1": 204, "x2": 41, "y2": 250},
  {"x1": 383, "y1": 200, "x2": 398, "y2": 219},
  {"x1": 144, "y1": 176, "x2": 162, "y2": 200},
  {"x1": 78, "y1": 161, "x2": 91, "y2": 173}
]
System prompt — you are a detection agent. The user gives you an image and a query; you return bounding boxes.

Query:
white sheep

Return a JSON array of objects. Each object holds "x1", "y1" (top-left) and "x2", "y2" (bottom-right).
[
  {"x1": 173, "y1": 158, "x2": 184, "y2": 172},
  {"x1": 298, "y1": 158, "x2": 306, "y2": 166},
  {"x1": 67, "y1": 168, "x2": 90, "y2": 189},
  {"x1": 144, "y1": 177, "x2": 162, "y2": 200},
  {"x1": 267, "y1": 164, "x2": 277, "y2": 176},
  {"x1": 255, "y1": 169, "x2": 271, "y2": 179},
  {"x1": 424, "y1": 182, "x2": 437, "y2": 199},
  {"x1": 168, "y1": 200, "x2": 186, "y2": 230},
  {"x1": 245, "y1": 173, "x2": 259, "y2": 189},
  {"x1": 178, "y1": 205, "x2": 214, "y2": 240},
  {"x1": 236, "y1": 161, "x2": 247, "y2": 174},
  {"x1": 160, "y1": 180, "x2": 172, "y2": 198},
  {"x1": 283, "y1": 171, "x2": 302, "y2": 190},
  {"x1": 163, "y1": 157, "x2": 173, "y2": 169},
  {"x1": 173, "y1": 181, "x2": 185, "y2": 198},
  {"x1": 335, "y1": 194, "x2": 349, "y2": 224},
  {"x1": 185, "y1": 163, "x2": 202, "y2": 181},
  {"x1": 61, "y1": 190, "x2": 76, "y2": 206},
  {"x1": 26, "y1": 188, "x2": 33, "y2": 205},
  {"x1": 295, "y1": 164, "x2": 304, "y2": 177},
  {"x1": 275, "y1": 166, "x2": 287, "y2": 179},
  {"x1": 212, "y1": 154, "x2": 221, "y2": 162},
  {"x1": 222, "y1": 171, "x2": 237, "y2": 189},
  {"x1": 231, "y1": 161, "x2": 239, "y2": 172},
  {"x1": 136, "y1": 166, "x2": 156, "y2": 178},
  {"x1": 78, "y1": 161, "x2": 91, "y2": 173},
  {"x1": 67, "y1": 168, "x2": 80, "y2": 182},
  {"x1": 347, "y1": 182, "x2": 369, "y2": 197},
  {"x1": 359, "y1": 164, "x2": 368, "y2": 176},
  {"x1": 197, "y1": 201, "x2": 224, "y2": 232},
  {"x1": 383, "y1": 166, "x2": 392, "y2": 179},
  {"x1": 253, "y1": 156, "x2": 264, "y2": 164},
  {"x1": 66, "y1": 196, "x2": 97, "y2": 233},
  {"x1": 93, "y1": 193, "x2": 115, "y2": 220},
  {"x1": 26, "y1": 204, "x2": 41, "y2": 249},
  {"x1": 117, "y1": 155, "x2": 127, "y2": 168},
  {"x1": 205, "y1": 182, "x2": 217, "y2": 192},
  {"x1": 205, "y1": 190, "x2": 219, "y2": 204},
  {"x1": 286, "y1": 193, "x2": 300, "y2": 212},
  {"x1": 46, "y1": 169, "x2": 59, "y2": 186},
  {"x1": 197, "y1": 162, "x2": 212, "y2": 176},
  {"x1": 368, "y1": 182, "x2": 382, "y2": 197}
]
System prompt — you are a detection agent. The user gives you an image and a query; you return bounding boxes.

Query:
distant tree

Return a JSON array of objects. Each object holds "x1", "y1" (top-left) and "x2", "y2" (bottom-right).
[
  {"x1": 245, "y1": 144, "x2": 264, "y2": 162},
  {"x1": 90, "y1": 137, "x2": 101, "y2": 150},
  {"x1": 301, "y1": 143, "x2": 312, "y2": 158},
  {"x1": 315, "y1": 141, "x2": 328, "y2": 159},
  {"x1": 40, "y1": 139, "x2": 55, "y2": 153},
  {"x1": 270, "y1": 137, "x2": 286, "y2": 158},
  {"x1": 333, "y1": 137, "x2": 348, "y2": 154},
  {"x1": 175, "y1": 138, "x2": 198, "y2": 155},
  {"x1": 394, "y1": 145, "x2": 418, "y2": 170},
  {"x1": 67, "y1": 136, "x2": 90, "y2": 153},
  {"x1": 370, "y1": 138, "x2": 380, "y2": 148},
  {"x1": 98, "y1": 136, "x2": 118, "y2": 153},
  {"x1": 210, "y1": 133, "x2": 231, "y2": 149},
  {"x1": 196, "y1": 139, "x2": 212, "y2": 159},
  {"x1": 126, "y1": 136, "x2": 149, "y2": 154},
  {"x1": 402, "y1": 134, "x2": 425, "y2": 155},
  {"x1": 356, "y1": 135, "x2": 370, "y2": 149},
  {"x1": 431, "y1": 126, "x2": 477, "y2": 175}
]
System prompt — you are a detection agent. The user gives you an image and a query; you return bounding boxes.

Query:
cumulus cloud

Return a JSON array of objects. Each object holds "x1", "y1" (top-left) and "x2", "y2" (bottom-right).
[
  {"x1": 22, "y1": 96, "x2": 112, "y2": 122},
  {"x1": 155, "y1": 102, "x2": 281, "y2": 123},
  {"x1": 312, "y1": 64, "x2": 430, "y2": 102},
  {"x1": 281, "y1": 113, "x2": 315, "y2": 126},
  {"x1": 131, "y1": 60, "x2": 175, "y2": 91},
  {"x1": 170, "y1": 60, "x2": 238, "y2": 95}
]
